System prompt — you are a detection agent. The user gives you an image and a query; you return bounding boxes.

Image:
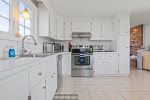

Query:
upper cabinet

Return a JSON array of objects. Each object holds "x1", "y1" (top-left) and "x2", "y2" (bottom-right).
[
  {"x1": 91, "y1": 22, "x2": 101, "y2": 40},
  {"x1": 64, "y1": 22, "x2": 72, "y2": 40},
  {"x1": 56, "y1": 15, "x2": 64, "y2": 40},
  {"x1": 72, "y1": 22, "x2": 92, "y2": 33},
  {"x1": 90, "y1": 20, "x2": 113, "y2": 40},
  {"x1": 101, "y1": 21, "x2": 113, "y2": 40},
  {"x1": 38, "y1": 2, "x2": 57, "y2": 39}
]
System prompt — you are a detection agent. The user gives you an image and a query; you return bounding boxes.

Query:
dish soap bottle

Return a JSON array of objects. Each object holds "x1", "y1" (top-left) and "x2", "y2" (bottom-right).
[{"x1": 9, "y1": 45, "x2": 16, "y2": 58}]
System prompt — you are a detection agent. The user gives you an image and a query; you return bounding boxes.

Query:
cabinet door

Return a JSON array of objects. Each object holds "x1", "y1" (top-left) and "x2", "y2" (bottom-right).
[
  {"x1": 118, "y1": 36, "x2": 130, "y2": 74},
  {"x1": 101, "y1": 21, "x2": 113, "y2": 40},
  {"x1": 62, "y1": 54, "x2": 71, "y2": 76},
  {"x1": 30, "y1": 79, "x2": 45, "y2": 100},
  {"x1": 46, "y1": 68, "x2": 57, "y2": 100},
  {"x1": 49, "y1": 7, "x2": 57, "y2": 39},
  {"x1": 94, "y1": 59, "x2": 105, "y2": 75},
  {"x1": 64, "y1": 22, "x2": 72, "y2": 40},
  {"x1": 57, "y1": 16, "x2": 64, "y2": 40},
  {"x1": 105, "y1": 60, "x2": 118, "y2": 74},
  {"x1": 82, "y1": 22, "x2": 92, "y2": 32},
  {"x1": 0, "y1": 73, "x2": 28, "y2": 100},
  {"x1": 72, "y1": 22, "x2": 81, "y2": 32},
  {"x1": 118, "y1": 15, "x2": 130, "y2": 36},
  {"x1": 38, "y1": 3, "x2": 49, "y2": 36},
  {"x1": 91, "y1": 22, "x2": 101, "y2": 40}
]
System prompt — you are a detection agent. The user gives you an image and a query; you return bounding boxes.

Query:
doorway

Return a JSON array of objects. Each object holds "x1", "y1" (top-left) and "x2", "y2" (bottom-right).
[{"x1": 130, "y1": 25, "x2": 143, "y2": 70}]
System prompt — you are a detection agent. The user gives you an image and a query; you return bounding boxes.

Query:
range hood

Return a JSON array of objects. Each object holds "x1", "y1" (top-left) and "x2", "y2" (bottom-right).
[{"x1": 72, "y1": 32, "x2": 91, "y2": 38}]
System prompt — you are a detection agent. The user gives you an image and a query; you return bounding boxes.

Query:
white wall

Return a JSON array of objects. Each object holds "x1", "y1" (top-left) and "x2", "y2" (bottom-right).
[{"x1": 144, "y1": 23, "x2": 150, "y2": 50}]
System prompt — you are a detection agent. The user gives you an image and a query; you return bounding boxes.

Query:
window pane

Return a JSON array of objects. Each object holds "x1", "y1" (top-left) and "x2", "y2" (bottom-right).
[
  {"x1": 0, "y1": 0, "x2": 9, "y2": 18},
  {"x1": 25, "y1": 28, "x2": 30, "y2": 35},
  {"x1": 19, "y1": 13, "x2": 24, "y2": 26},
  {"x1": 19, "y1": 0, "x2": 25, "y2": 13},
  {"x1": 3, "y1": 0, "x2": 9, "y2": 4},
  {"x1": 19, "y1": 25, "x2": 24, "y2": 36},
  {"x1": 25, "y1": 19, "x2": 30, "y2": 28},
  {"x1": 0, "y1": 16, "x2": 9, "y2": 32}
]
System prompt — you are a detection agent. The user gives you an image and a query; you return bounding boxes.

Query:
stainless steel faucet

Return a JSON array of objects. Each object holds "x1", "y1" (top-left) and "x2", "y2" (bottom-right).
[{"x1": 21, "y1": 35, "x2": 37, "y2": 55}]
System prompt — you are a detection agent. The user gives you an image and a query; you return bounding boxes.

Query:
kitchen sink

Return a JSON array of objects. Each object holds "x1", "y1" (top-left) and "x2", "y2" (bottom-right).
[{"x1": 19, "y1": 53, "x2": 52, "y2": 58}]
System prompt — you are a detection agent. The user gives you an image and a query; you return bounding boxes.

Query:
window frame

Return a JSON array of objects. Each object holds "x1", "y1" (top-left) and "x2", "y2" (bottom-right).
[
  {"x1": 0, "y1": 0, "x2": 12, "y2": 33},
  {"x1": 19, "y1": 0, "x2": 32, "y2": 36}
]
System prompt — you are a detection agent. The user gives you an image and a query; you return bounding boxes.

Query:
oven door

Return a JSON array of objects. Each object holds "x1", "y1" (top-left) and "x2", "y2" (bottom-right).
[{"x1": 72, "y1": 54, "x2": 93, "y2": 69}]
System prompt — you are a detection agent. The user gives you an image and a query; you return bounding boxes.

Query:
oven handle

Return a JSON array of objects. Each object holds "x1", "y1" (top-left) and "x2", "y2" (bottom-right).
[{"x1": 72, "y1": 68, "x2": 93, "y2": 70}]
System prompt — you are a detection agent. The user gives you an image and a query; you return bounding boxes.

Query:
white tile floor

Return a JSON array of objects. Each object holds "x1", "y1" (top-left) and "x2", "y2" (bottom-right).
[{"x1": 57, "y1": 70, "x2": 150, "y2": 100}]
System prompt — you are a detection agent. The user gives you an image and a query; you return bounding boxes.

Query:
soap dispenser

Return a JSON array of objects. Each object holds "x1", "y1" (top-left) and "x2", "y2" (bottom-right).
[{"x1": 9, "y1": 45, "x2": 16, "y2": 58}]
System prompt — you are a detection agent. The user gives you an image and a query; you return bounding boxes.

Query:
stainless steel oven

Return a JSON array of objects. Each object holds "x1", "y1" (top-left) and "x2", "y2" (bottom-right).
[{"x1": 71, "y1": 45, "x2": 93, "y2": 77}]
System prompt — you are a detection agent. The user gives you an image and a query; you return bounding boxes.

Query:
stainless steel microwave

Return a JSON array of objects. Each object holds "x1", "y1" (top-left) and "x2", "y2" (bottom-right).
[{"x1": 43, "y1": 42, "x2": 64, "y2": 53}]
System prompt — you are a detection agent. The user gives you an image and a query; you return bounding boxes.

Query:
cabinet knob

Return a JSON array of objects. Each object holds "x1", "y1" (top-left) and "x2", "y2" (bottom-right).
[
  {"x1": 38, "y1": 72, "x2": 42, "y2": 76},
  {"x1": 43, "y1": 86, "x2": 46, "y2": 89},
  {"x1": 51, "y1": 75, "x2": 54, "y2": 78},
  {"x1": 53, "y1": 73, "x2": 56, "y2": 75}
]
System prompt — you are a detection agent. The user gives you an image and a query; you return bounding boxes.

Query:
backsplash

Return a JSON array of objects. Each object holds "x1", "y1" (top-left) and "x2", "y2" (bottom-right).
[
  {"x1": 0, "y1": 32, "x2": 52, "y2": 57},
  {"x1": 56, "y1": 37, "x2": 112, "y2": 52}
]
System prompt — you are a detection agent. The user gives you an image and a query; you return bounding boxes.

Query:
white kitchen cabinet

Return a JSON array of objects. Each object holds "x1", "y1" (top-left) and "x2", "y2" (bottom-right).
[
  {"x1": 38, "y1": 3, "x2": 50, "y2": 37},
  {"x1": 101, "y1": 21, "x2": 113, "y2": 40},
  {"x1": 0, "y1": 72, "x2": 28, "y2": 100},
  {"x1": 94, "y1": 59, "x2": 105, "y2": 74},
  {"x1": 118, "y1": 36, "x2": 130, "y2": 74},
  {"x1": 38, "y1": 2, "x2": 57, "y2": 39},
  {"x1": 30, "y1": 79, "x2": 45, "y2": 100},
  {"x1": 82, "y1": 22, "x2": 92, "y2": 32},
  {"x1": 62, "y1": 53, "x2": 71, "y2": 76},
  {"x1": 46, "y1": 67, "x2": 57, "y2": 100},
  {"x1": 72, "y1": 22, "x2": 92, "y2": 33},
  {"x1": 64, "y1": 22, "x2": 72, "y2": 40},
  {"x1": 91, "y1": 22, "x2": 101, "y2": 40},
  {"x1": 56, "y1": 15, "x2": 64, "y2": 40},
  {"x1": 93, "y1": 52, "x2": 118, "y2": 75},
  {"x1": 118, "y1": 15, "x2": 130, "y2": 36},
  {"x1": 49, "y1": 7, "x2": 57, "y2": 39},
  {"x1": 72, "y1": 22, "x2": 81, "y2": 32}
]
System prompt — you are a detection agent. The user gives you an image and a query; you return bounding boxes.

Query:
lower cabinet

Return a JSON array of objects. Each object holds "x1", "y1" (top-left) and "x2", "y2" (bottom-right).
[
  {"x1": 93, "y1": 52, "x2": 118, "y2": 75},
  {"x1": 30, "y1": 79, "x2": 46, "y2": 100},
  {"x1": 0, "y1": 72, "x2": 28, "y2": 100},
  {"x1": 45, "y1": 67, "x2": 57, "y2": 100},
  {"x1": 62, "y1": 53, "x2": 71, "y2": 76}
]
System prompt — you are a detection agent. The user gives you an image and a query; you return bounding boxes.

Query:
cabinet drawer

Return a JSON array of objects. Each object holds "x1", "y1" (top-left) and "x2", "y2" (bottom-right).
[
  {"x1": 105, "y1": 53, "x2": 117, "y2": 58},
  {"x1": 94, "y1": 54, "x2": 105, "y2": 59},
  {"x1": 29, "y1": 64, "x2": 46, "y2": 89}
]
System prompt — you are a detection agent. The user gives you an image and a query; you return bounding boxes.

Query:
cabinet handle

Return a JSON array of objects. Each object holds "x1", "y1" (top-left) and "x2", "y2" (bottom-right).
[
  {"x1": 51, "y1": 75, "x2": 54, "y2": 78},
  {"x1": 38, "y1": 72, "x2": 42, "y2": 76},
  {"x1": 43, "y1": 86, "x2": 46, "y2": 89},
  {"x1": 53, "y1": 73, "x2": 56, "y2": 75}
]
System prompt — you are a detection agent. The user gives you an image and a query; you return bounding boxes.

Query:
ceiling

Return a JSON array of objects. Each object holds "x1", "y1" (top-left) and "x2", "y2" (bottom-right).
[{"x1": 50, "y1": 0, "x2": 150, "y2": 26}]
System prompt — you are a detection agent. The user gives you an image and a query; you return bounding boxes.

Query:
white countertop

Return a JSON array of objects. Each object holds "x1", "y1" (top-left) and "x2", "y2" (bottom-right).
[{"x1": 0, "y1": 52, "x2": 65, "y2": 73}]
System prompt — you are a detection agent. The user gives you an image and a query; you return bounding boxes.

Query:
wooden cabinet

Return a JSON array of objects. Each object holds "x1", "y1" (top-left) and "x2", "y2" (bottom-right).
[
  {"x1": 93, "y1": 52, "x2": 118, "y2": 75},
  {"x1": 64, "y1": 22, "x2": 72, "y2": 40},
  {"x1": 0, "y1": 73, "x2": 28, "y2": 100},
  {"x1": 62, "y1": 53, "x2": 71, "y2": 76}
]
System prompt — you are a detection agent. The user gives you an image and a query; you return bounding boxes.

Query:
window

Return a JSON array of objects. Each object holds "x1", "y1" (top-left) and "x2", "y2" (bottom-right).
[
  {"x1": 19, "y1": 0, "x2": 32, "y2": 36},
  {"x1": 0, "y1": 0, "x2": 11, "y2": 32}
]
